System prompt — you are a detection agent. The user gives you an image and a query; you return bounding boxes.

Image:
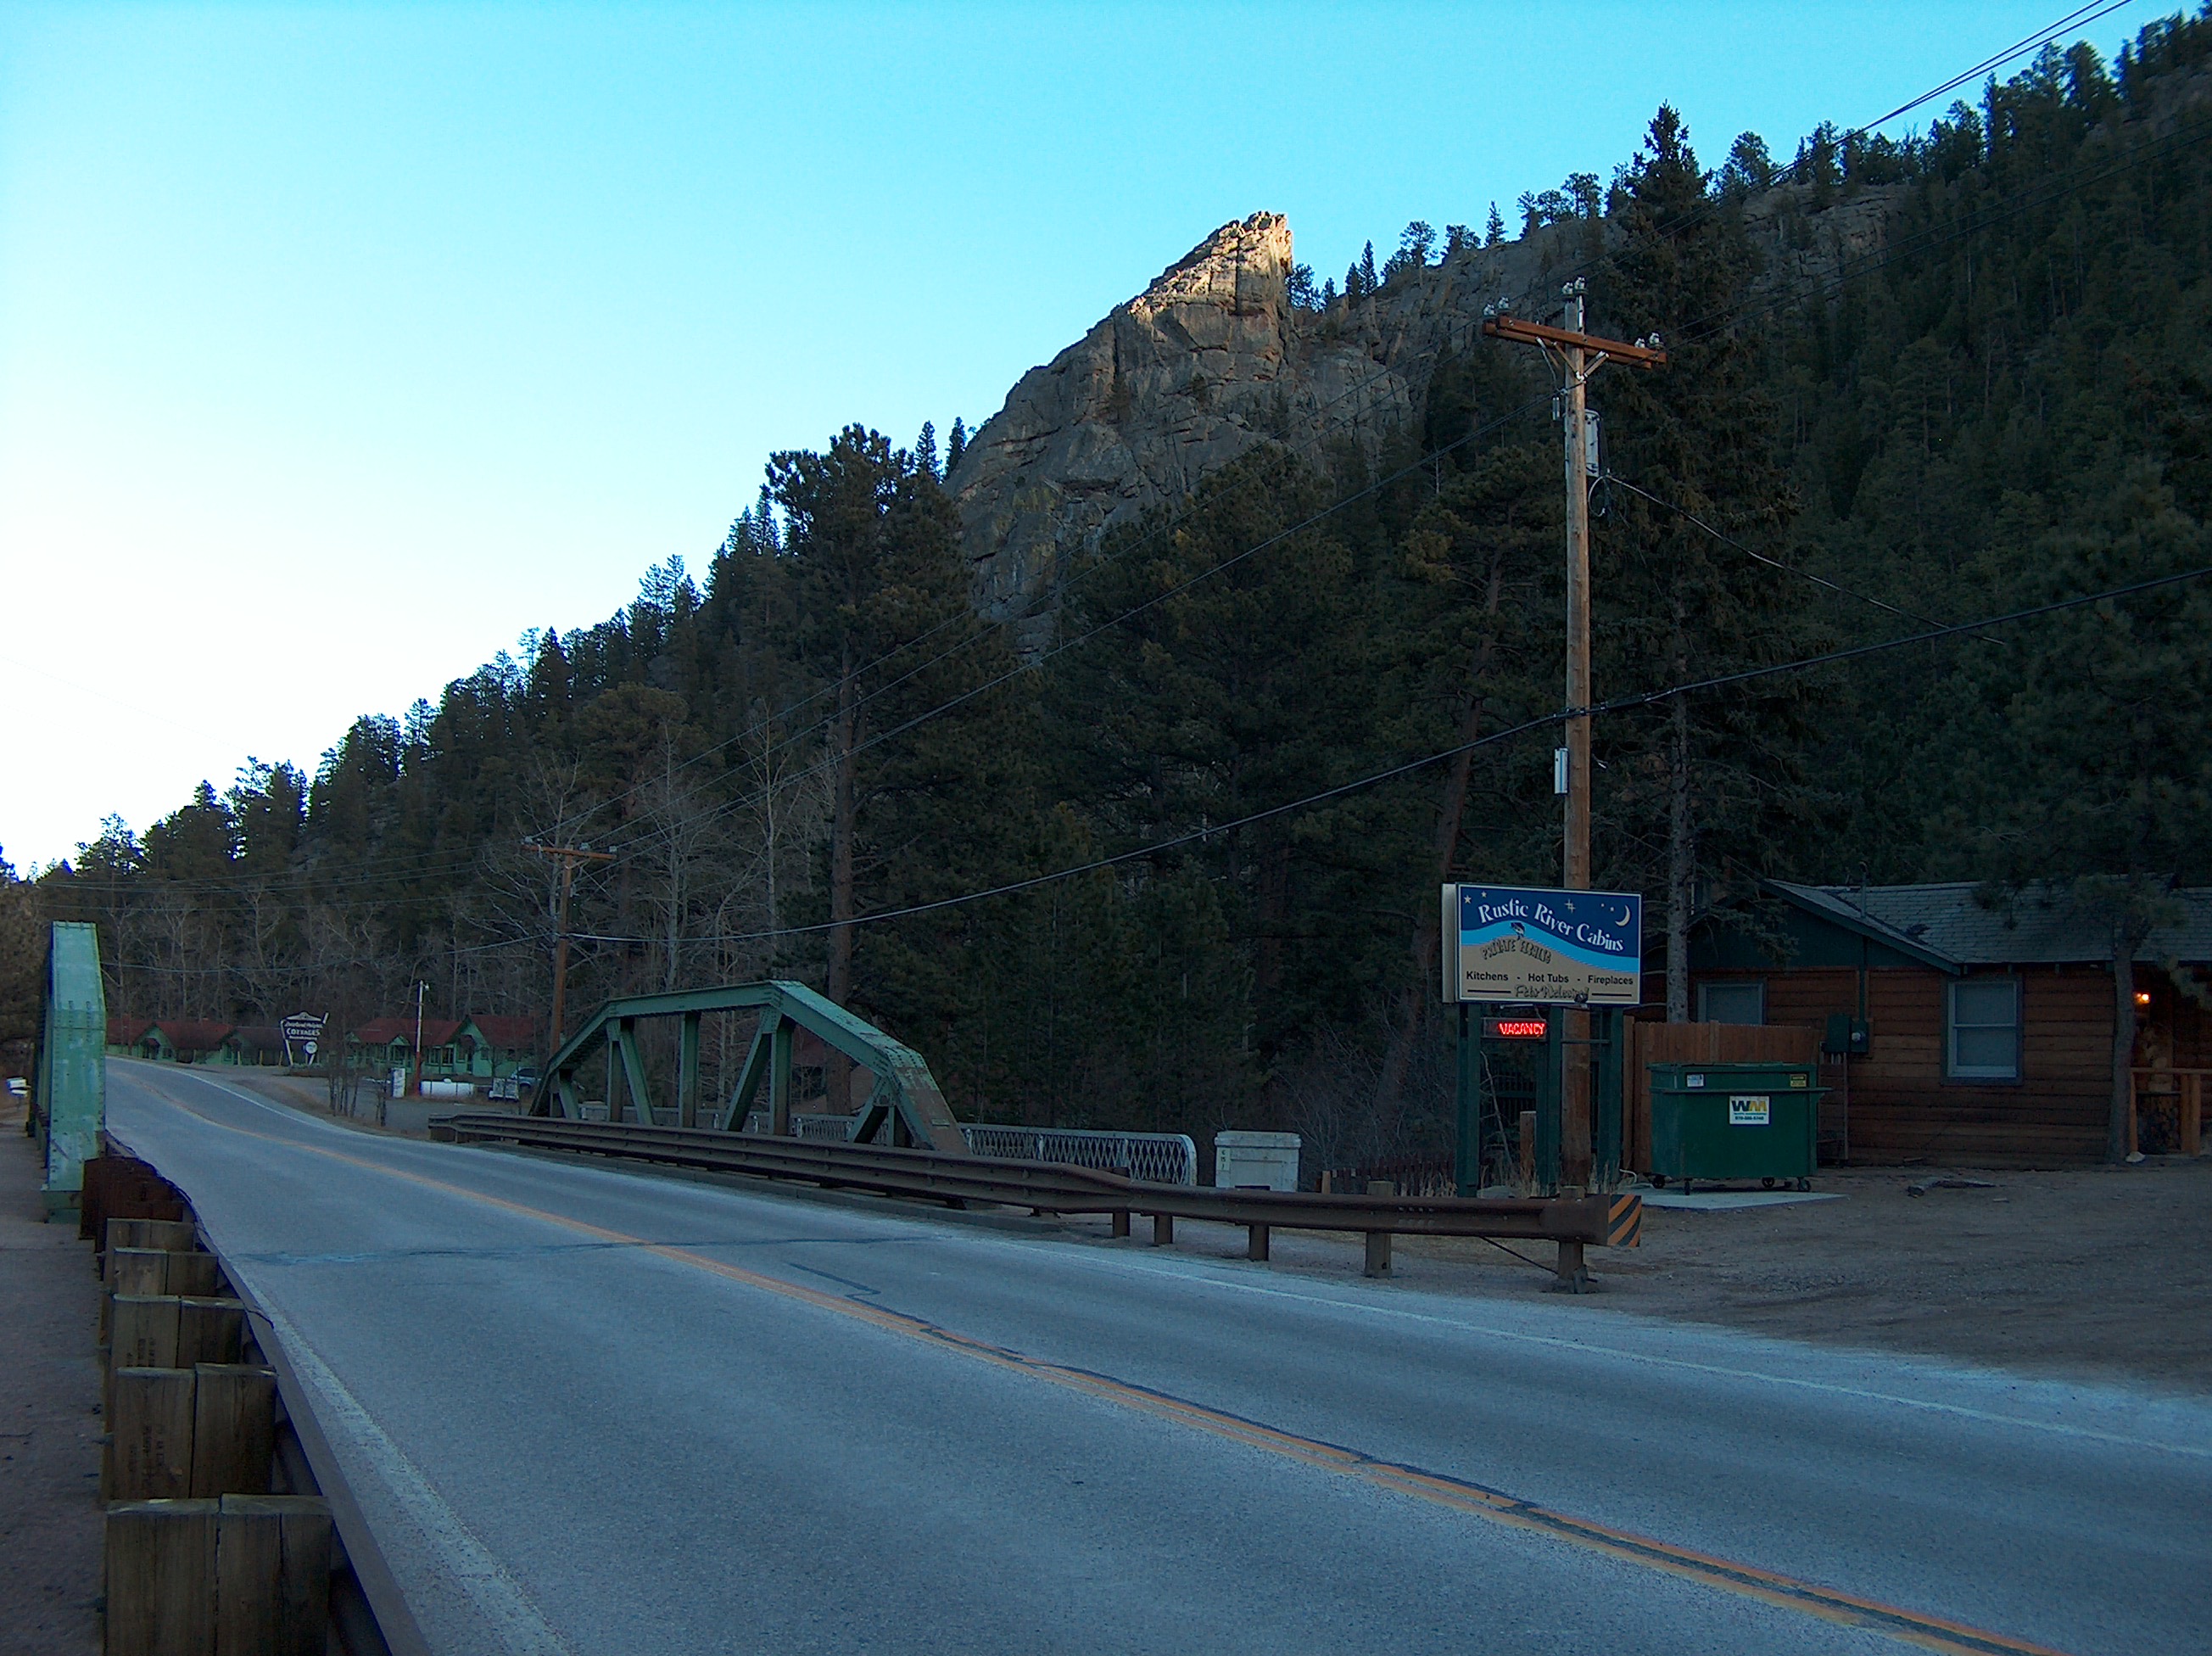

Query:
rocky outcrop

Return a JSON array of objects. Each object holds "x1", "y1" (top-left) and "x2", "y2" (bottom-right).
[
  {"x1": 947, "y1": 211, "x2": 1561, "y2": 642},
  {"x1": 947, "y1": 199, "x2": 1885, "y2": 643}
]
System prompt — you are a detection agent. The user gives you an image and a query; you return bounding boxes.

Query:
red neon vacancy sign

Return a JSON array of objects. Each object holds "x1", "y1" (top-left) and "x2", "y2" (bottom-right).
[{"x1": 1486, "y1": 1018, "x2": 1550, "y2": 1039}]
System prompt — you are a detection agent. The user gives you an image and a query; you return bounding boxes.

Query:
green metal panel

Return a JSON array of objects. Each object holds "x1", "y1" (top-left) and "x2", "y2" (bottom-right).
[
  {"x1": 1647, "y1": 1061, "x2": 1823, "y2": 1184},
  {"x1": 38, "y1": 923, "x2": 106, "y2": 1217},
  {"x1": 678, "y1": 1012, "x2": 701, "y2": 1127}
]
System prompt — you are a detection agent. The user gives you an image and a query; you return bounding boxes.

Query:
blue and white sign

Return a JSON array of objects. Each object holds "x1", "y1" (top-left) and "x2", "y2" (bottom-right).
[{"x1": 1442, "y1": 884, "x2": 1643, "y2": 1006}]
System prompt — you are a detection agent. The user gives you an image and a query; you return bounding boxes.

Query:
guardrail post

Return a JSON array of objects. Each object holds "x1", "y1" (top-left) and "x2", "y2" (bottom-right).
[
  {"x1": 1110, "y1": 1211, "x2": 1130, "y2": 1239},
  {"x1": 1151, "y1": 1213, "x2": 1174, "y2": 1246},
  {"x1": 1246, "y1": 1223, "x2": 1270, "y2": 1262},
  {"x1": 1364, "y1": 1181, "x2": 1394, "y2": 1277},
  {"x1": 1551, "y1": 1239, "x2": 1594, "y2": 1294}
]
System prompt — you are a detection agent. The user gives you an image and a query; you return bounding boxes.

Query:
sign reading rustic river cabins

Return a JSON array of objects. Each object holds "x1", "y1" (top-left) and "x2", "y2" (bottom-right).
[{"x1": 1441, "y1": 884, "x2": 1643, "y2": 1006}]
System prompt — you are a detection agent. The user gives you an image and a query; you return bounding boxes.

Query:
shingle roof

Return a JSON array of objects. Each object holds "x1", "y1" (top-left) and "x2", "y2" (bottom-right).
[
  {"x1": 108, "y1": 1017, "x2": 152, "y2": 1047},
  {"x1": 349, "y1": 1017, "x2": 466, "y2": 1048},
  {"x1": 1768, "y1": 881, "x2": 2212, "y2": 966},
  {"x1": 466, "y1": 1015, "x2": 539, "y2": 1050},
  {"x1": 154, "y1": 1020, "x2": 234, "y2": 1052}
]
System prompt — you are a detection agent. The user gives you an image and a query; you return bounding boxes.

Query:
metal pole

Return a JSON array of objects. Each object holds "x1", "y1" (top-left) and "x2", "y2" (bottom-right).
[{"x1": 1455, "y1": 1001, "x2": 1475, "y2": 1195}]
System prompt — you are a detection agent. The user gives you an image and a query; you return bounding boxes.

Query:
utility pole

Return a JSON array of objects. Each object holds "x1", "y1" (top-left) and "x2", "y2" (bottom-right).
[
  {"x1": 525, "y1": 842, "x2": 615, "y2": 1059},
  {"x1": 1483, "y1": 283, "x2": 1664, "y2": 1190}
]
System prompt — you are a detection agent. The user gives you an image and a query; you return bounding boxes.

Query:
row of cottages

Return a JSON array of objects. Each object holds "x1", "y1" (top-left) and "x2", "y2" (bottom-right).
[
  {"x1": 1682, "y1": 881, "x2": 2212, "y2": 1166},
  {"x1": 108, "y1": 1015, "x2": 541, "y2": 1080},
  {"x1": 107, "y1": 1020, "x2": 287, "y2": 1066}
]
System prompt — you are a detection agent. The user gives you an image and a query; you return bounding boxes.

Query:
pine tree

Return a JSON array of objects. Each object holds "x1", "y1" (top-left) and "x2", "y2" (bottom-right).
[{"x1": 1585, "y1": 106, "x2": 1823, "y2": 1019}]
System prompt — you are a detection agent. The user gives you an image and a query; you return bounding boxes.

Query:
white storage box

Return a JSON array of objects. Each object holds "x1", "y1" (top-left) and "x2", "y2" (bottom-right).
[{"x1": 1214, "y1": 1130, "x2": 1301, "y2": 1191}]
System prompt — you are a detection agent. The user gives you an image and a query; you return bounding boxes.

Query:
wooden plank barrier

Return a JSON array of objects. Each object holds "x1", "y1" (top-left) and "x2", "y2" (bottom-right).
[
  {"x1": 215, "y1": 1495, "x2": 332, "y2": 1656},
  {"x1": 193, "y1": 1366, "x2": 277, "y2": 1499},
  {"x1": 107, "y1": 1369, "x2": 197, "y2": 1502},
  {"x1": 105, "y1": 1498, "x2": 219, "y2": 1656},
  {"x1": 104, "y1": 1494, "x2": 332, "y2": 1656},
  {"x1": 90, "y1": 1193, "x2": 357, "y2": 1653},
  {"x1": 177, "y1": 1298, "x2": 246, "y2": 1368}
]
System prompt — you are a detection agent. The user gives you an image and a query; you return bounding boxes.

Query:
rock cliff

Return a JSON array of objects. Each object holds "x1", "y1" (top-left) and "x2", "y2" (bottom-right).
[{"x1": 947, "y1": 200, "x2": 1888, "y2": 643}]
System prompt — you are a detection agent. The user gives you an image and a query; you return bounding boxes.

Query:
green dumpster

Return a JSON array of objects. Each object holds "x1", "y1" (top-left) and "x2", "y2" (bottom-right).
[{"x1": 1646, "y1": 1061, "x2": 1824, "y2": 1193}]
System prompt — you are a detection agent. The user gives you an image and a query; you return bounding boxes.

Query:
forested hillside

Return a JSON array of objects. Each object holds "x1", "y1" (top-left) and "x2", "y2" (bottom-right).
[{"x1": 35, "y1": 15, "x2": 2212, "y2": 1159}]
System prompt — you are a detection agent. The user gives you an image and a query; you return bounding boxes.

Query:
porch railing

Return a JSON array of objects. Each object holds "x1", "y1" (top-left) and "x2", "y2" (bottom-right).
[{"x1": 2129, "y1": 1068, "x2": 2208, "y2": 1157}]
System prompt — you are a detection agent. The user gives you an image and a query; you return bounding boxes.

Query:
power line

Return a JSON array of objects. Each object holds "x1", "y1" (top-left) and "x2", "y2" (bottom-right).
[
  {"x1": 696, "y1": 563, "x2": 2212, "y2": 948},
  {"x1": 1603, "y1": 471, "x2": 2005, "y2": 641}
]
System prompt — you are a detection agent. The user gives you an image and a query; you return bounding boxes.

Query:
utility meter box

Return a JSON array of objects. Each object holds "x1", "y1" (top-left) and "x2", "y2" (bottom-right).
[
  {"x1": 1214, "y1": 1131, "x2": 1301, "y2": 1191},
  {"x1": 1647, "y1": 1062, "x2": 1823, "y2": 1191}
]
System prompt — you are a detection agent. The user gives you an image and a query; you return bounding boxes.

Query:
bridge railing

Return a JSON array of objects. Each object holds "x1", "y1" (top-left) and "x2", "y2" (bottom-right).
[{"x1": 960, "y1": 1126, "x2": 1198, "y2": 1186}]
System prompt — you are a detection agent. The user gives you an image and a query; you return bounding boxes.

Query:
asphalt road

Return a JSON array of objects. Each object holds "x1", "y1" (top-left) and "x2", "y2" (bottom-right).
[{"x1": 106, "y1": 1061, "x2": 2209, "y2": 1656}]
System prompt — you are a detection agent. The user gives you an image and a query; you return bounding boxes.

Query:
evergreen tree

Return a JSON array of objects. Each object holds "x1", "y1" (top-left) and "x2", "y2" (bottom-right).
[{"x1": 1584, "y1": 106, "x2": 1822, "y2": 1018}]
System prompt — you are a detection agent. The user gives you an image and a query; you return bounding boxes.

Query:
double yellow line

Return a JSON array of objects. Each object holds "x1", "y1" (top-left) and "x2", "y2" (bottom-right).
[{"x1": 131, "y1": 1071, "x2": 2075, "y2": 1656}]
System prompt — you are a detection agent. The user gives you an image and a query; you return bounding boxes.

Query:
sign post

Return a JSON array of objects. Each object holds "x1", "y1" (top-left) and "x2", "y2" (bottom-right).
[
  {"x1": 1444, "y1": 884, "x2": 1641, "y2": 1289},
  {"x1": 280, "y1": 1013, "x2": 327, "y2": 1071}
]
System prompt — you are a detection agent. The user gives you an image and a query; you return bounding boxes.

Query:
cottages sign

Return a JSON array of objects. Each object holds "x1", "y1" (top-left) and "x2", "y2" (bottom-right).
[
  {"x1": 1441, "y1": 884, "x2": 1643, "y2": 1007},
  {"x1": 280, "y1": 1012, "x2": 326, "y2": 1067}
]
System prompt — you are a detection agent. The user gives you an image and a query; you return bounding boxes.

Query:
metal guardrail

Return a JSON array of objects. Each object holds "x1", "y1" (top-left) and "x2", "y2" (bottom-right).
[
  {"x1": 746, "y1": 1115, "x2": 1199, "y2": 1183},
  {"x1": 432, "y1": 1113, "x2": 1639, "y2": 1284},
  {"x1": 959, "y1": 1125, "x2": 1199, "y2": 1186}
]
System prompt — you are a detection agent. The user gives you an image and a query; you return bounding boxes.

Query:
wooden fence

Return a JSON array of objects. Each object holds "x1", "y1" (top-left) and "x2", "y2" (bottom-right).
[{"x1": 1623, "y1": 1019, "x2": 1823, "y2": 1173}]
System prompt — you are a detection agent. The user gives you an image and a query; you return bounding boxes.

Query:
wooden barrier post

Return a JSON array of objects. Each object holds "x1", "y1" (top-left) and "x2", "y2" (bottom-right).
[
  {"x1": 1110, "y1": 1210, "x2": 1130, "y2": 1239},
  {"x1": 1246, "y1": 1222, "x2": 1270, "y2": 1262},
  {"x1": 1364, "y1": 1181, "x2": 1394, "y2": 1278},
  {"x1": 107, "y1": 1368, "x2": 196, "y2": 1502},
  {"x1": 106, "y1": 1497, "x2": 219, "y2": 1656},
  {"x1": 166, "y1": 1252, "x2": 221, "y2": 1298},
  {"x1": 1151, "y1": 1213, "x2": 1174, "y2": 1246},
  {"x1": 109, "y1": 1295, "x2": 182, "y2": 1415},
  {"x1": 215, "y1": 1495, "x2": 332, "y2": 1656},
  {"x1": 177, "y1": 1298, "x2": 247, "y2": 1367},
  {"x1": 109, "y1": 1249, "x2": 170, "y2": 1298},
  {"x1": 193, "y1": 1366, "x2": 277, "y2": 1498}
]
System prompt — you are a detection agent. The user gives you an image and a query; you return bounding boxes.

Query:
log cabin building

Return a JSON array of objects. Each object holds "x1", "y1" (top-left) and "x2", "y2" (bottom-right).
[{"x1": 1684, "y1": 881, "x2": 2212, "y2": 1166}]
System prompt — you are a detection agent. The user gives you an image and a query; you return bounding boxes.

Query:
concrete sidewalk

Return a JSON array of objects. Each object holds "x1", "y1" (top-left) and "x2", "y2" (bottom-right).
[{"x1": 0, "y1": 1102, "x2": 102, "y2": 1656}]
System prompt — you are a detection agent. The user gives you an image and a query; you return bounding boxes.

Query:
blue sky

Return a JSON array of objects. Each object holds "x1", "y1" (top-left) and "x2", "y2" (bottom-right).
[{"x1": 0, "y1": 2, "x2": 2153, "y2": 869}]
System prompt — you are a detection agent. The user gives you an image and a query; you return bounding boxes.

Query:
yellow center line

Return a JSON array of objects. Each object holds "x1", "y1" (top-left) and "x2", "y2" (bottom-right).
[{"x1": 126, "y1": 1071, "x2": 2077, "y2": 1656}]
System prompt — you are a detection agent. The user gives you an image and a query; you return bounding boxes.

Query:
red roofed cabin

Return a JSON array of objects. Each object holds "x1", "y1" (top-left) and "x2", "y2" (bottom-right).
[
  {"x1": 345, "y1": 1015, "x2": 541, "y2": 1083},
  {"x1": 1682, "y1": 881, "x2": 2212, "y2": 1166},
  {"x1": 349, "y1": 1017, "x2": 467, "y2": 1079}
]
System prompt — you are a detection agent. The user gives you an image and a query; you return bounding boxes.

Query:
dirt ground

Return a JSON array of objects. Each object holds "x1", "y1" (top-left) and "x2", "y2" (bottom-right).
[
  {"x1": 1528, "y1": 1161, "x2": 2212, "y2": 1392},
  {"x1": 0, "y1": 1099, "x2": 103, "y2": 1656}
]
